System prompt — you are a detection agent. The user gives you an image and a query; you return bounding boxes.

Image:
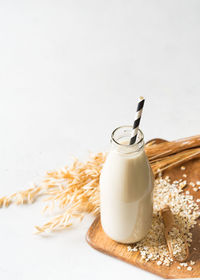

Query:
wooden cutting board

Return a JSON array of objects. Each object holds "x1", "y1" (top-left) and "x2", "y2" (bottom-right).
[{"x1": 86, "y1": 139, "x2": 200, "y2": 279}]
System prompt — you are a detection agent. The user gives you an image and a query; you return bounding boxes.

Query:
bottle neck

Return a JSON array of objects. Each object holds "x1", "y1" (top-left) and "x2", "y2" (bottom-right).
[{"x1": 111, "y1": 126, "x2": 144, "y2": 155}]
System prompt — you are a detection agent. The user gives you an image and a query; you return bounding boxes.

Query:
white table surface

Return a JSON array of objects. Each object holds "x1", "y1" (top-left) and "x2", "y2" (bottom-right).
[{"x1": 0, "y1": 1, "x2": 200, "y2": 279}]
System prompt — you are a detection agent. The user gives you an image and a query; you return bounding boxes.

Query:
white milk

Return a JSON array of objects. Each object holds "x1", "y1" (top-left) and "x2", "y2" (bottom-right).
[{"x1": 100, "y1": 126, "x2": 154, "y2": 244}]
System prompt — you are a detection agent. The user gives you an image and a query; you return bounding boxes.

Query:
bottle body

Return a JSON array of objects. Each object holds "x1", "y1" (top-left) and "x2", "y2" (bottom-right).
[{"x1": 100, "y1": 127, "x2": 154, "y2": 243}]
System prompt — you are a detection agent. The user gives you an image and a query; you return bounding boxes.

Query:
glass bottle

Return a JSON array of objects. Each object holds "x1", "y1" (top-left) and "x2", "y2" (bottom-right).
[{"x1": 100, "y1": 126, "x2": 154, "y2": 243}]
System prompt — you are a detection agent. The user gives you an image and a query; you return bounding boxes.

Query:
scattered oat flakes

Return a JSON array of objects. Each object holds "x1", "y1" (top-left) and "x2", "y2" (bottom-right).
[
  {"x1": 180, "y1": 262, "x2": 188, "y2": 267},
  {"x1": 127, "y1": 176, "x2": 199, "y2": 267},
  {"x1": 180, "y1": 166, "x2": 186, "y2": 170},
  {"x1": 179, "y1": 180, "x2": 187, "y2": 190},
  {"x1": 182, "y1": 174, "x2": 187, "y2": 178},
  {"x1": 187, "y1": 266, "x2": 192, "y2": 271},
  {"x1": 189, "y1": 182, "x2": 195, "y2": 187},
  {"x1": 127, "y1": 246, "x2": 132, "y2": 252},
  {"x1": 193, "y1": 187, "x2": 198, "y2": 192}
]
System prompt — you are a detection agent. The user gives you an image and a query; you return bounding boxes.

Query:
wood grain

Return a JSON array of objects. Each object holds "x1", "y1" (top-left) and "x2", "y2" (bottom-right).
[{"x1": 86, "y1": 139, "x2": 200, "y2": 279}]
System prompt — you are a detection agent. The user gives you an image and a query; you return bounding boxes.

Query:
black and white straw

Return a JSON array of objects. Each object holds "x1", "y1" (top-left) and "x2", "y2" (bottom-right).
[{"x1": 129, "y1": 96, "x2": 145, "y2": 145}]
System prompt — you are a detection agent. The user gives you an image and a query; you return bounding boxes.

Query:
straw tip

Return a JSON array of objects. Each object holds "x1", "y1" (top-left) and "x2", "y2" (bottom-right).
[{"x1": 139, "y1": 96, "x2": 145, "y2": 101}]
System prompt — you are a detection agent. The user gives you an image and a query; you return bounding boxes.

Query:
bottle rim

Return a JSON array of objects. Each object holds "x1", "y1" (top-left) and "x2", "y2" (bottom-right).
[{"x1": 111, "y1": 125, "x2": 144, "y2": 149}]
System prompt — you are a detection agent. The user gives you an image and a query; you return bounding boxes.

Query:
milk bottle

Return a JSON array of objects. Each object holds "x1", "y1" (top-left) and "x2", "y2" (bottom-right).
[{"x1": 100, "y1": 126, "x2": 154, "y2": 243}]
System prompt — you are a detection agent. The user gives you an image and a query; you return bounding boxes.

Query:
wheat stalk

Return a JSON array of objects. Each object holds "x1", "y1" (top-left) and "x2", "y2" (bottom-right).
[{"x1": 0, "y1": 135, "x2": 199, "y2": 233}]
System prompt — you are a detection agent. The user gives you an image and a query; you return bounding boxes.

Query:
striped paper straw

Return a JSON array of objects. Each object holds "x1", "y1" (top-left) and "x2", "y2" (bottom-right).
[{"x1": 129, "y1": 96, "x2": 145, "y2": 145}]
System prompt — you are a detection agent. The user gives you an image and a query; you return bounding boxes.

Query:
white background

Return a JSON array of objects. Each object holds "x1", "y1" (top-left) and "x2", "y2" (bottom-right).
[{"x1": 0, "y1": 0, "x2": 200, "y2": 279}]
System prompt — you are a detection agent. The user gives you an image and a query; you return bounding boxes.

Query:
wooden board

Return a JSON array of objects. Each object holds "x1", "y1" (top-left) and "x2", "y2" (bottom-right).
[{"x1": 86, "y1": 139, "x2": 200, "y2": 279}]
